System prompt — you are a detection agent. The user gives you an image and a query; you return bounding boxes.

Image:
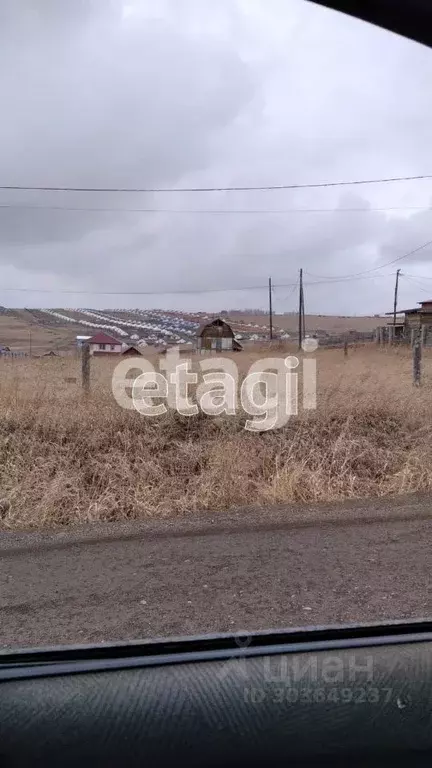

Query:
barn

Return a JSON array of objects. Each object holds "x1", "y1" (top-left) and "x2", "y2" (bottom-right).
[
  {"x1": 385, "y1": 299, "x2": 432, "y2": 338},
  {"x1": 196, "y1": 318, "x2": 242, "y2": 353}
]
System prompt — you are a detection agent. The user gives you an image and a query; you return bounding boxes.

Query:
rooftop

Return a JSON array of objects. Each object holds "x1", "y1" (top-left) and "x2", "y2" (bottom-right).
[
  {"x1": 385, "y1": 308, "x2": 419, "y2": 315},
  {"x1": 385, "y1": 298, "x2": 432, "y2": 316},
  {"x1": 87, "y1": 332, "x2": 121, "y2": 345}
]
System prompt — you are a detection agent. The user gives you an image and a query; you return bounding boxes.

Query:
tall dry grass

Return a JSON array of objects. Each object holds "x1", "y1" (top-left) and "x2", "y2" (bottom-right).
[{"x1": 0, "y1": 344, "x2": 431, "y2": 528}]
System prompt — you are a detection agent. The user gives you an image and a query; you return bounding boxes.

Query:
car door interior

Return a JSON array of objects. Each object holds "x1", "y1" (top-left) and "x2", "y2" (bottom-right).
[{"x1": 1, "y1": 620, "x2": 432, "y2": 766}]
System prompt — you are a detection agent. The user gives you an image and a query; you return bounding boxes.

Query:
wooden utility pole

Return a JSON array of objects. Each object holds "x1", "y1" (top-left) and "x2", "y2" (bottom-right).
[
  {"x1": 81, "y1": 343, "x2": 90, "y2": 394},
  {"x1": 298, "y1": 268, "x2": 304, "y2": 350},
  {"x1": 413, "y1": 334, "x2": 422, "y2": 386},
  {"x1": 302, "y1": 280, "x2": 306, "y2": 341},
  {"x1": 268, "y1": 277, "x2": 273, "y2": 341},
  {"x1": 393, "y1": 268, "x2": 401, "y2": 329}
]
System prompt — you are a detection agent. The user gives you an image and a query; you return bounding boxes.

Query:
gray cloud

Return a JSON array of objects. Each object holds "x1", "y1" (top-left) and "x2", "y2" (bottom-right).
[{"x1": 0, "y1": 0, "x2": 432, "y2": 314}]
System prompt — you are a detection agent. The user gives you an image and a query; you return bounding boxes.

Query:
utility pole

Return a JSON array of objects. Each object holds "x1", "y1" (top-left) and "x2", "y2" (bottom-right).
[
  {"x1": 413, "y1": 334, "x2": 422, "y2": 386},
  {"x1": 393, "y1": 268, "x2": 401, "y2": 328},
  {"x1": 298, "y1": 268, "x2": 304, "y2": 350},
  {"x1": 302, "y1": 275, "x2": 306, "y2": 341},
  {"x1": 81, "y1": 343, "x2": 90, "y2": 395},
  {"x1": 268, "y1": 276, "x2": 273, "y2": 341}
]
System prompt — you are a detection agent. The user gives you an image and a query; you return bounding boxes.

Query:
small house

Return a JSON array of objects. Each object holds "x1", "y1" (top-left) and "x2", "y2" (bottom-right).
[
  {"x1": 385, "y1": 299, "x2": 432, "y2": 337},
  {"x1": 87, "y1": 332, "x2": 123, "y2": 356},
  {"x1": 196, "y1": 318, "x2": 243, "y2": 353},
  {"x1": 411, "y1": 299, "x2": 432, "y2": 328}
]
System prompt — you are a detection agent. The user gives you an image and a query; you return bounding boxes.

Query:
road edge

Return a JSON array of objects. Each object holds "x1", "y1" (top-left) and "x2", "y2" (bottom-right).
[{"x1": 1, "y1": 492, "x2": 431, "y2": 555}]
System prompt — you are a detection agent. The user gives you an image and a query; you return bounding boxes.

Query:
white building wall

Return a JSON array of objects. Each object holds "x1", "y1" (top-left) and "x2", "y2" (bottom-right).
[{"x1": 89, "y1": 343, "x2": 122, "y2": 356}]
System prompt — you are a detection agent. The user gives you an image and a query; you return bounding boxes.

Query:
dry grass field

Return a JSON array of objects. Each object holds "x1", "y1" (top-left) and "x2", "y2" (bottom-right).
[
  {"x1": 0, "y1": 343, "x2": 430, "y2": 529},
  {"x1": 228, "y1": 313, "x2": 380, "y2": 333},
  {"x1": 0, "y1": 314, "x2": 79, "y2": 354}
]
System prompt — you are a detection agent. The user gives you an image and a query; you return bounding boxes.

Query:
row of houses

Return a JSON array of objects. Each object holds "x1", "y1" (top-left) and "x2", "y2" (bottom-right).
[{"x1": 79, "y1": 319, "x2": 243, "y2": 357}]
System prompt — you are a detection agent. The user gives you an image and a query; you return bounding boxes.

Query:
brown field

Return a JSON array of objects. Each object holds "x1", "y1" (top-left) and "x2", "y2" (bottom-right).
[
  {"x1": 229, "y1": 313, "x2": 380, "y2": 333},
  {"x1": 0, "y1": 343, "x2": 429, "y2": 529},
  {"x1": 0, "y1": 314, "x2": 79, "y2": 354}
]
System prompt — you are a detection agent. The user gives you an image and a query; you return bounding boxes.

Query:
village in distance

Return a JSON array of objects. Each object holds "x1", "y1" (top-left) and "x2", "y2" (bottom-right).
[{"x1": 0, "y1": 305, "x2": 383, "y2": 358}]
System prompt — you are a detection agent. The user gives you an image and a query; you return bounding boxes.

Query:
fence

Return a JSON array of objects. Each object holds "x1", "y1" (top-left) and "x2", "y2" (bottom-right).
[
  {"x1": 374, "y1": 325, "x2": 432, "y2": 385},
  {"x1": 0, "y1": 351, "x2": 28, "y2": 358},
  {"x1": 315, "y1": 331, "x2": 375, "y2": 348},
  {"x1": 375, "y1": 325, "x2": 432, "y2": 347}
]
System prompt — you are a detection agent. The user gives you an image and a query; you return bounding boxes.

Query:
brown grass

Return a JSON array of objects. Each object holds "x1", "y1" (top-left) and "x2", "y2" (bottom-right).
[
  {"x1": 0, "y1": 313, "x2": 80, "y2": 354},
  {"x1": 228, "y1": 312, "x2": 380, "y2": 333},
  {"x1": 0, "y1": 344, "x2": 431, "y2": 529}
]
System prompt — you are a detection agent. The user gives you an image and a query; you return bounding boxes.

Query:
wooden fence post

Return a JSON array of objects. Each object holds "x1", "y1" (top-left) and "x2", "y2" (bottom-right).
[
  {"x1": 410, "y1": 328, "x2": 415, "y2": 348},
  {"x1": 421, "y1": 325, "x2": 426, "y2": 348},
  {"x1": 81, "y1": 343, "x2": 90, "y2": 394},
  {"x1": 413, "y1": 336, "x2": 422, "y2": 386},
  {"x1": 344, "y1": 340, "x2": 348, "y2": 357}
]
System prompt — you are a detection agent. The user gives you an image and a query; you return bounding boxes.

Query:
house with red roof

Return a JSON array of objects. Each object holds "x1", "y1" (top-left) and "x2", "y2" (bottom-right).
[{"x1": 87, "y1": 332, "x2": 123, "y2": 356}]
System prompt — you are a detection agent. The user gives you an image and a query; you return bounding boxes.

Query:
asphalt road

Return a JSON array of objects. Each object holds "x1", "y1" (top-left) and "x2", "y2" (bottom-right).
[{"x1": 1, "y1": 496, "x2": 431, "y2": 650}]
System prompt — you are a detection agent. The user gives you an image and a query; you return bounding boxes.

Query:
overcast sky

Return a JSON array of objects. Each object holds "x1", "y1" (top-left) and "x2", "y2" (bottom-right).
[{"x1": 1, "y1": 0, "x2": 432, "y2": 314}]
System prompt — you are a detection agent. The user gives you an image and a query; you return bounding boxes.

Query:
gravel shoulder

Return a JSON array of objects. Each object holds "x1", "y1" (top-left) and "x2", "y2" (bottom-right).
[{"x1": 1, "y1": 494, "x2": 431, "y2": 650}]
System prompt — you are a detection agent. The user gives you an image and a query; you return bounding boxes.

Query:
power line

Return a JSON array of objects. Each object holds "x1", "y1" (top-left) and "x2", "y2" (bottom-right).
[
  {"x1": 348, "y1": 237, "x2": 432, "y2": 273},
  {"x1": 1, "y1": 174, "x2": 432, "y2": 194},
  {"x1": 403, "y1": 272, "x2": 432, "y2": 280},
  {"x1": 274, "y1": 280, "x2": 299, "y2": 304},
  {"x1": 0, "y1": 273, "x2": 395, "y2": 296},
  {"x1": 1, "y1": 203, "x2": 432, "y2": 213},
  {"x1": 304, "y1": 236, "x2": 432, "y2": 281},
  {"x1": 401, "y1": 274, "x2": 432, "y2": 294},
  {"x1": 402, "y1": 274, "x2": 424, "y2": 287},
  {"x1": 0, "y1": 285, "x2": 268, "y2": 295}
]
